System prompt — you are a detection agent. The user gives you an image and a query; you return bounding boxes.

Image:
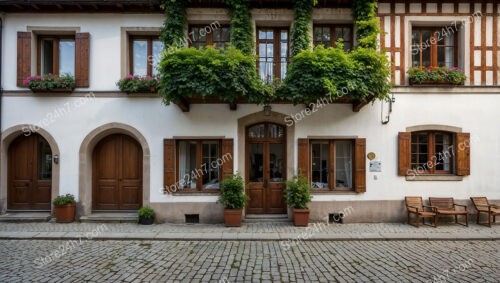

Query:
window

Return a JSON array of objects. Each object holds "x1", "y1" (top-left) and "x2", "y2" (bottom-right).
[
  {"x1": 257, "y1": 28, "x2": 289, "y2": 81},
  {"x1": 177, "y1": 140, "x2": 221, "y2": 190},
  {"x1": 310, "y1": 140, "x2": 353, "y2": 190},
  {"x1": 313, "y1": 25, "x2": 353, "y2": 51},
  {"x1": 188, "y1": 26, "x2": 230, "y2": 49},
  {"x1": 38, "y1": 35, "x2": 75, "y2": 76},
  {"x1": 411, "y1": 27, "x2": 457, "y2": 68},
  {"x1": 411, "y1": 131, "x2": 454, "y2": 174},
  {"x1": 129, "y1": 36, "x2": 164, "y2": 76}
]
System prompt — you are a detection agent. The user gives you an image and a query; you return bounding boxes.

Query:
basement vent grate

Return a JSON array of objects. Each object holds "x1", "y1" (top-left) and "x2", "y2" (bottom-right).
[
  {"x1": 329, "y1": 213, "x2": 344, "y2": 224},
  {"x1": 185, "y1": 214, "x2": 200, "y2": 224}
]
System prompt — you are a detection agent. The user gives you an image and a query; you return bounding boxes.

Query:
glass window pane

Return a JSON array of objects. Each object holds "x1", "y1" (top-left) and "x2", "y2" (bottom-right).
[
  {"x1": 59, "y1": 40, "x2": 75, "y2": 76},
  {"x1": 311, "y1": 142, "x2": 329, "y2": 189},
  {"x1": 179, "y1": 141, "x2": 198, "y2": 189},
  {"x1": 133, "y1": 40, "x2": 148, "y2": 76},
  {"x1": 249, "y1": 144, "x2": 263, "y2": 182},
  {"x1": 202, "y1": 141, "x2": 219, "y2": 189},
  {"x1": 38, "y1": 139, "x2": 52, "y2": 180},
  {"x1": 335, "y1": 141, "x2": 352, "y2": 188},
  {"x1": 269, "y1": 143, "x2": 284, "y2": 182},
  {"x1": 248, "y1": 124, "x2": 265, "y2": 138},
  {"x1": 152, "y1": 40, "x2": 164, "y2": 76},
  {"x1": 41, "y1": 39, "x2": 54, "y2": 75},
  {"x1": 422, "y1": 47, "x2": 431, "y2": 67},
  {"x1": 268, "y1": 124, "x2": 284, "y2": 138}
]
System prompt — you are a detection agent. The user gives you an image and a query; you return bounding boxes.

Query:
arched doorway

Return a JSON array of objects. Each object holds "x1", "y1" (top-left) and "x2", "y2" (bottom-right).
[
  {"x1": 92, "y1": 134, "x2": 143, "y2": 210},
  {"x1": 8, "y1": 134, "x2": 52, "y2": 210},
  {"x1": 246, "y1": 122, "x2": 286, "y2": 214}
]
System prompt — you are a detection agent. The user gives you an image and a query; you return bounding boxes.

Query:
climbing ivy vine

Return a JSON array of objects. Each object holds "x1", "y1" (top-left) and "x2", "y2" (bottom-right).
[
  {"x1": 290, "y1": 0, "x2": 317, "y2": 56},
  {"x1": 223, "y1": 0, "x2": 254, "y2": 55}
]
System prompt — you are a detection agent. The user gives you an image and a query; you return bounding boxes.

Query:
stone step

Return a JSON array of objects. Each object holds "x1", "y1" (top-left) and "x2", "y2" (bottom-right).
[
  {"x1": 0, "y1": 212, "x2": 52, "y2": 222},
  {"x1": 80, "y1": 212, "x2": 138, "y2": 223},
  {"x1": 244, "y1": 214, "x2": 291, "y2": 223}
]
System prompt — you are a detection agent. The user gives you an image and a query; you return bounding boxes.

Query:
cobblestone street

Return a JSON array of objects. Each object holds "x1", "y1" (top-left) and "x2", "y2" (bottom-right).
[{"x1": 0, "y1": 240, "x2": 498, "y2": 282}]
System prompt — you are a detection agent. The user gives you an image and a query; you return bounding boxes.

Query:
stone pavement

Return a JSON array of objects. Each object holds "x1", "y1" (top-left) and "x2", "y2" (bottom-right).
[
  {"x1": 0, "y1": 222, "x2": 498, "y2": 241},
  {"x1": 0, "y1": 239, "x2": 498, "y2": 282}
]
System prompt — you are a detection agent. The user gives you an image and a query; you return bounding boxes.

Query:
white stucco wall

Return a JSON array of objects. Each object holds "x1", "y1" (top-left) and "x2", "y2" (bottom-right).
[{"x1": 1, "y1": 13, "x2": 499, "y2": 208}]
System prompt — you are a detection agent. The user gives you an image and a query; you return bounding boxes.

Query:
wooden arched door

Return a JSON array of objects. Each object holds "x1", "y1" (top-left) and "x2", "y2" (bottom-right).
[
  {"x1": 246, "y1": 123, "x2": 286, "y2": 214},
  {"x1": 8, "y1": 134, "x2": 52, "y2": 210},
  {"x1": 92, "y1": 134, "x2": 143, "y2": 210}
]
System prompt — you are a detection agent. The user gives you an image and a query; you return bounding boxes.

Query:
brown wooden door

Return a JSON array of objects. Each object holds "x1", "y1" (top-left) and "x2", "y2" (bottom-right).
[
  {"x1": 246, "y1": 123, "x2": 286, "y2": 214},
  {"x1": 8, "y1": 134, "x2": 52, "y2": 210},
  {"x1": 93, "y1": 134, "x2": 142, "y2": 210}
]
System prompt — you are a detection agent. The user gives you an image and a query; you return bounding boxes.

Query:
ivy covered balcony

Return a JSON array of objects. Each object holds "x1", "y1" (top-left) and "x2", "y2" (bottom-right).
[{"x1": 157, "y1": 0, "x2": 391, "y2": 112}]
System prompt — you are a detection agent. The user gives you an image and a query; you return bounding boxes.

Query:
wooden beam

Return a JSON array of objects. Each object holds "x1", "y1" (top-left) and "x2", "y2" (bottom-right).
[
  {"x1": 176, "y1": 97, "x2": 190, "y2": 112},
  {"x1": 352, "y1": 94, "x2": 375, "y2": 112},
  {"x1": 30, "y1": 4, "x2": 40, "y2": 10}
]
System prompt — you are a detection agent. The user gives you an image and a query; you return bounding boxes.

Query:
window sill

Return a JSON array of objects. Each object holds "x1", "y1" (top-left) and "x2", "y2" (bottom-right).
[{"x1": 405, "y1": 175, "x2": 463, "y2": 181}]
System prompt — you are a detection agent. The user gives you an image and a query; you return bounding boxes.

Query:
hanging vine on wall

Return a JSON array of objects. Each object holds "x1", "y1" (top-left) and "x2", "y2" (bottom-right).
[
  {"x1": 160, "y1": 0, "x2": 189, "y2": 47},
  {"x1": 223, "y1": 0, "x2": 254, "y2": 55},
  {"x1": 290, "y1": 0, "x2": 317, "y2": 57},
  {"x1": 277, "y1": 0, "x2": 391, "y2": 104}
]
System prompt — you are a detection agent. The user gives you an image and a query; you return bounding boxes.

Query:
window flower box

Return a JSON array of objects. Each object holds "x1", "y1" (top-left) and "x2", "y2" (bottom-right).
[
  {"x1": 24, "y1": 74, "x2": 76, "y2": 93},
  {"x1": 407, "y1": 67, "x2": 466, "y2": 86},
  {"x1": 117, "y1": 75, "x2": 159, "y2": 94}
]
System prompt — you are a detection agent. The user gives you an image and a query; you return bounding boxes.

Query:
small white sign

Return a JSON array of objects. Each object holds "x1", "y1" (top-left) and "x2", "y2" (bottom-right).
[{"x1": 369, "y1": 160, "x2": 382, "y2": 172}]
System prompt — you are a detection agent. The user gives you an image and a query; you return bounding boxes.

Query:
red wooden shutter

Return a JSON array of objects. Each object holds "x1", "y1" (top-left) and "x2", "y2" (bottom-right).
[
  {"x1": 456, "y1": 133, "x2": 471, "y2": 176},
  {"x1": 17, "y1": 32, "x2": 31, "y2": 87},
  {"x1": 221, "y1": 139, "x2": 234, "y2": 180},
  {"x1": 398, "y1": 132, "x2": 411, "y2": 176},
  {"x1": 354, "y1": 138, "x2": 366, "y2": 193},
  {"x1": 163, "y1": 139, "x2": 176, "y2": 193},
  {"x1": 297, "y1": 138, "x2": 310, "y2": 179},
  {"x1": 75, "y1": 33, "x2": 90, "y2": 87}
]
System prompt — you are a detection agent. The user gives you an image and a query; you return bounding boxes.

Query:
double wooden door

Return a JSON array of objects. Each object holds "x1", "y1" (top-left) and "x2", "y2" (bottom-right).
[
  {"x1": 93, "y1": 134, "x2": 142, "y2": 210},
  {"x1": 246, "y1": 123, "x2": 286, "y2": 214},
  {"x1": 8, "y1": 134, "x2": 52, "y2": 210}
]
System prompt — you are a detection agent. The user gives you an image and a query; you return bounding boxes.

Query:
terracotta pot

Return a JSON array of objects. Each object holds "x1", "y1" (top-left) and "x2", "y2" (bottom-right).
[
  {"x1": 293, "y1": 208, "x2": 310, "y2": 227},
  {"x1": 54, "y1": 203, "x2": 76, "y2": 223},
  {"x1": 224, "y1": 209, "x2": 243, "y2": 227},
  {"x1": 139, "y1": 216, "x2": 154, "y2": 225},
  {"x1": 409, "y1": 79, "x2": 462, "y2": 86}
]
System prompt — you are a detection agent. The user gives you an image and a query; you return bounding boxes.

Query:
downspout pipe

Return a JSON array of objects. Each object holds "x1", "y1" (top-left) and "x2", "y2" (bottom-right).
[{"x1": 0, "y1": 17, "x2": 3, "y2": 214}]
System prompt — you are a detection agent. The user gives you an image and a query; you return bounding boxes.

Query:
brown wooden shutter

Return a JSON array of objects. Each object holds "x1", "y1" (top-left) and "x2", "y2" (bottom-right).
[
  {"x1": 75, "y1": 33, "x2": 90, "y2": 87},
  {"x1": 456, "y1": 133, "x2": 471, "y2": 176},
  {"x1": 398, "y1": 132, "x2": 411, "y2": 176},
  {"x1": 163, "y1": 139, "x2": 176, "y2": 193},
  {"x1": 17, "y1": 32, "x2": 31, "y2": 87},
  {"x1": 297, "y1": 138, "x2": 310, "y2": 179},
  {"x1": 354, "y1": 138, "x2": 366, "y2": 193},
  {"x1": 221, "y1": 139, "x2": 234, "y2": 180}
]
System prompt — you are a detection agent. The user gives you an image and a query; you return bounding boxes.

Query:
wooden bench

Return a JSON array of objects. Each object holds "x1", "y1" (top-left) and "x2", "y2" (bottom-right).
[
  {"x1": 405, "y1": 196, "x2": 438, "y2": 227},
  {"x1": 429, "y1": 197, "x2": 468, "y2": 227},
  {"x1": 470, "y1": 197, "x2": 499, "y2": 227}
]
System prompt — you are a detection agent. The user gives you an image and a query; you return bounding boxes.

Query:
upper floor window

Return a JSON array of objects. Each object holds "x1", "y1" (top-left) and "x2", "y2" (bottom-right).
[
  {"x1": 313, "y1": 25, "x2": 353, "y2": 51},
  {"x1": 38, "y1": 35, "x2": 75, "y2": 76},
  {"x1": 188, "y1": 25, "x2": 230, "y2": 49},
  {"x1": 257, "y1": 28, "x2": 289, "y2": 81},
  {"x1": 129, "y1": 35, "x2": 163, "y2": 76},
  {"x1": 311, "y1": 140, "x2": 353, "y2": 191},
  {"x1": 411, "y1": 27, "x2": 457, "y2": 68}
]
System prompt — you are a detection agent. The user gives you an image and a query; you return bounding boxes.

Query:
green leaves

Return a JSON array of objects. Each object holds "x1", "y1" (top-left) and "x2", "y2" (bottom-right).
[
  {"x1": 277, "y1": 45, "x2": 391, "y2": 104},
  {"x1": 407, "y1": 67, "x2": 467, "y2": 85},
  {"x1": 160, "y1": 0, "x2": 188, "y2": 47},
  {"x1": 158, "y1": 47, "x2": 271, "y2": 105},
  {"x1": 284, "y1": 175, "x2": 312, "y2": 209},
  {"x1": 290, "y1": 0, "x2": 317, "y2": 56},
  {"x1": 223, "y1": 0, "x2": 254, "y2": 55},
  {"x1": 53, "y1": 194, "x2": 76, "y2": 206},
  {"x1": 138, "y1": 207, "x2": 156, "y2": 219},
  {"x1": 218, "y1": 174, "x2": 249, "y2": 209}
]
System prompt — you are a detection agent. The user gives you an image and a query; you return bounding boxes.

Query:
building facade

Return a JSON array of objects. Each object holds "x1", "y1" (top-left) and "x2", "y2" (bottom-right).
[{"x1": 0, "y1": 0, "x2": 499, "y2": 223}]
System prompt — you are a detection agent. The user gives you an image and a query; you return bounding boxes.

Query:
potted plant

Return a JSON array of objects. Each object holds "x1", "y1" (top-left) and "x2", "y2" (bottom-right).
[
  {"x1": 285, "y1": 175, "x2": 312, "y2": 227},
  {"x1": 218, "y1": 173, "x2": 249, "y2": 227},
  {"x1": 138, "y1": 207, "x2": 155, "y2": 225},
  {"x1": 116, "y1": 75, "x2": 159, "y2": 94},
  {"x1": 407, "y1": 66, "x2": 466, "y2": 85},
  {"x1": 52, "y1": 194, "x2": 76, "y2": 223},
  {"x1": 24, "y1": 74, "x2": 76, "y2": 93}
]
